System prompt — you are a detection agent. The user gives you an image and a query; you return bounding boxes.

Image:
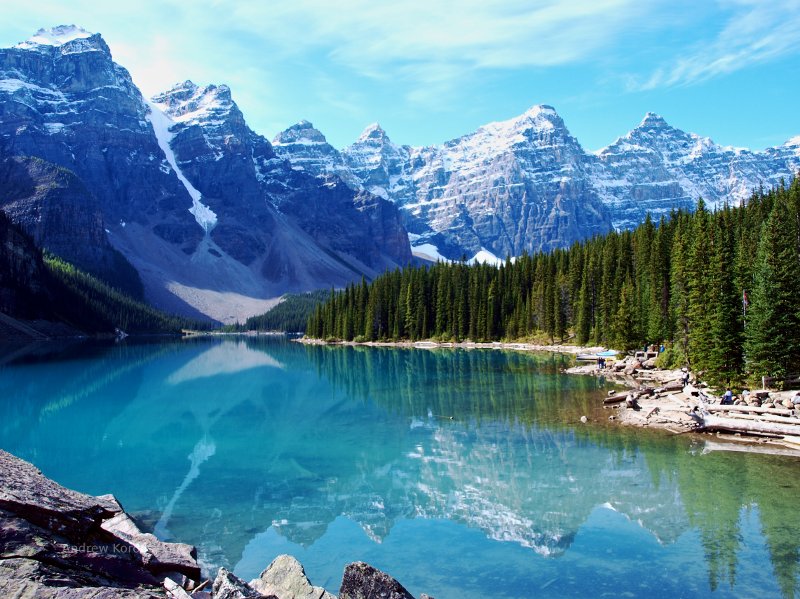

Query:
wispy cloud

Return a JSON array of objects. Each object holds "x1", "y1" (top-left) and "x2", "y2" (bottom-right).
[
  {"x1": 228, "y1": 0, "x2": 648, "y2": 103},
  {"x1": 635, "y1": 0, "x2": 800, "y2": 90}
]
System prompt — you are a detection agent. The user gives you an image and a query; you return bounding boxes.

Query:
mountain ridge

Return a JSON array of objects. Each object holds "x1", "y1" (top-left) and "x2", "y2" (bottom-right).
[
  {"x1": 276, "y1": 104, "x2": 799, "y2": 261},
  {"x1": 0, "y1": 26, "x2": 412, "y2": 322},
  {"x1": 2, "y1": 24, "x2": 798, "y2": 318}
]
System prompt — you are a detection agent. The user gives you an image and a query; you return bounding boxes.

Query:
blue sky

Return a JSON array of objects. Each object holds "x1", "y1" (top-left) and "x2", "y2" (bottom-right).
[{"x1": 1, "y1": 1, "x2": 799, "y2": 151}]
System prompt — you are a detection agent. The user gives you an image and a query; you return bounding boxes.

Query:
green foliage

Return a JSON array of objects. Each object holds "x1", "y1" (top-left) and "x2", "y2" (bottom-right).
[
  {"x1": 655, "y1": 344, "x2": 687, "y2": 370},
  {"x1": 245, "y1": 290, "x2": 330, "y2": 332},
  {"x1": 44, "y1": 255, "x2": 206, "y2": 334},
  {"x1": 307, "y1": 180, "x2": 799, "y2": 385},
  {"x1": 744, "y1": 182, "x2": 800, "y2": 381}
]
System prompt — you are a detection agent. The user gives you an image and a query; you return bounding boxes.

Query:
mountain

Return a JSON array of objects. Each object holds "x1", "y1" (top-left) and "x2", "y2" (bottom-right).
[
  {"x1": 593, "y1": 112, "x2": 800, "y2": 229},
  {"x1": 0, "y1": 209, "x2": 195, "y2": 337},
  {"x1": 0, "y1": 27, "x2": 411, "y2": 322},
  {"x1": 2, "y1": 26, "x2": 798, "y2": 317},
  {"x1": 276, "y1": 108, "x2": 800, "y2": 263}
]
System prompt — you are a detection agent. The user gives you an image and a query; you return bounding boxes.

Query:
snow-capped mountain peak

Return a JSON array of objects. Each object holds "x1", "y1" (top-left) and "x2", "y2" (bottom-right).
[
  {"x1": 357, "y1": 122, "x2": 387, "y2": 142},
  {"x1": 272, "y1": 120, "x2": 329, "y2": 146},
  {"x1": 15, "y1": 25, "x2": 93, "y2": 49},
  {"x1": 638, "y1": 112, "x2": 669, "y2": 128},
  {"x1": 480, "y1": 104, "x2": 563, "y2": 139},
  {"x1": 150, "y1": 80, "x2": 234, "y2": 126}
]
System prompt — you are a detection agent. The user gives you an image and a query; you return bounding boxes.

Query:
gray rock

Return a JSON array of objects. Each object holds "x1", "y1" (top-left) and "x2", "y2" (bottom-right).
[
  {"x1": 339, "y1": 561, "x2": 414, "y2": 599},
  {"x1": 250, "y1": 554, "x2": 335, "y2": 599},
  {"x1": 212, "y1": 568, "x2": 267, "y2": 599},
  {"x1": 164, "y1": 577, "x2": 193, "y2": 599},
  {"x1": 0, "y1": 449, "x2": 200, "y2": 597}
]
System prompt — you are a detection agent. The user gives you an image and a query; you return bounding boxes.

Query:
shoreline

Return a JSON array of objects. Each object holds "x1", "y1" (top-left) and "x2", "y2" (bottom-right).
[
  {"x1": 295, "y1": 336, "x2": 608, "y2": 355},
  {"x1": 297, "y1": 336, "x2": 800, "y2": 456}
]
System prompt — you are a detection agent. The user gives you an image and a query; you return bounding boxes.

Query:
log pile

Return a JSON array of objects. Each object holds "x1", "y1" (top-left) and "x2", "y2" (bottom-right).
[{"x1": 691, "y1": 391, "x2": 800, "y2": 448}]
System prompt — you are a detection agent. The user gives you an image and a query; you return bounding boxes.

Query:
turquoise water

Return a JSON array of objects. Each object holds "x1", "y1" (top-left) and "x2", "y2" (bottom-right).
[{"x1": 1, "y1": 337, "x2": 799, "y2": 598}]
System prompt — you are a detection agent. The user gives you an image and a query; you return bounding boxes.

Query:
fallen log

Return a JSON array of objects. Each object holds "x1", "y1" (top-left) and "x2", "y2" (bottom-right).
[
  {"x1": 705, "y1": 404, "x2": 793, "y2": 416},
  {"x1": 698, "y1": 413, "x2": 800, "y2": 437},
  {"x1": 656, "y1": 381, "x2": 684, "y2": 393},
  {"x1": 709, "y1": 412, "x2": 800, "y2": 425},
  {"x1": 603, "y1": 393, "x2": 629, "y2": 404}
]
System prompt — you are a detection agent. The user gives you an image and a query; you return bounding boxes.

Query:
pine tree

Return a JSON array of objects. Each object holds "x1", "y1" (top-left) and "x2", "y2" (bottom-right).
[{"x1": 744, "y1": 192, "x2": 800, "y2": 380}]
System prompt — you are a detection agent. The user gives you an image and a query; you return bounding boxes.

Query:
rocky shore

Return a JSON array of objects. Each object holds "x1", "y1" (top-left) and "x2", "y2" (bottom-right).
[
  {"x1": 568, "y1": 355, "x2": 800, "y2": 456},
  {"x1": 0, "y1": 450, "x2": 432, "y2": 599}
]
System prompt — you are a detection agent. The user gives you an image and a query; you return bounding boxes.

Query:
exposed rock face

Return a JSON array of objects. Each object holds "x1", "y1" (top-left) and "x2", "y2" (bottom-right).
[
  {"x1": 593, "y1": 112, "x2": 800, "y2": 230},
  {"x1": 0, "y1": 449, "x2": 201, "y2": 597},
  {"x1": 0, "y1": 27, "x2": 202, "y2": 250},
  {"x1": 338, "y1": 562, "x2": 414, "y2": 599},
  {"x1": 277, "y1": 107, "x2": 800, "y2": 262},
  {"x1": 279, "y1": 107, "x2": 613, "y2": 259},
  {"x1": 0, "y1": 155, "x2": 143, "y2": 296},
  {"x1": 249, "y1": 554, "x2": 334, "y2": 599},
  {"x1": 152, "y1": 82, "x2": 411, "y2": 272},
  {"x1": 272, "y1": 121, "x2": 361, "y2": 189},
  {"x1": 0, "y1": 28, "x2": 412, "y2": 322}
]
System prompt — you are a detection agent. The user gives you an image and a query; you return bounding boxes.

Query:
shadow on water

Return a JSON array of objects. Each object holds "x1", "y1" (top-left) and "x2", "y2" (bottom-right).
[{"x1": 0, "y1": 336, "x2": 798, "y2": 597}]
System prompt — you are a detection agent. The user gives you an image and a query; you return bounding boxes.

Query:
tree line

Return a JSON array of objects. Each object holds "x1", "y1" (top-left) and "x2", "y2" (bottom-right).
[
  {"x1": 245, "y1": 290, "x2": 330, "y2": 332},
  {"x1": 1, "y1": 209, "x2": 206, "y2": 335},
  {"x1": 307, "y1": 179, "x2": 800, "y2": 385}
]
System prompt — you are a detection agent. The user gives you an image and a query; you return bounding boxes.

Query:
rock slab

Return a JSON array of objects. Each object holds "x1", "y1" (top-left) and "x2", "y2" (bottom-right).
[
  {"x1": 250, "y1": 554, "x2": 335, "y2": 599},
  {"x1": 0, "y1": 449, "x2": 201, "y2": 597}
]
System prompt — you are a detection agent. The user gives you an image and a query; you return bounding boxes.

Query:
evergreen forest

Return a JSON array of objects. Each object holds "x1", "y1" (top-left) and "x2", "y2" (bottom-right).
[
  {"x1": 307, "y1": 179, "x2": 800, "y2": 385},
  {"x1": 246, "y1": 290, "x2": 330, "y2": 332},
  {"x1": 0, "y1": 209, "x2": 205, "y2": 335}
]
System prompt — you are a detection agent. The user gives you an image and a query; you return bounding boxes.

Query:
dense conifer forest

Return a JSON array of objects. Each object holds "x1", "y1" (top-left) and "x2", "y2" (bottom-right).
[
  {"x1": 0, "y1": 210, "x2": 204, "y2": 335},
  {"x1": 245, "y1": 290, "x2": 330, "y2": 332},
  {"x1": 308, "y1": 179, "x2": 800, "y2": 385}
]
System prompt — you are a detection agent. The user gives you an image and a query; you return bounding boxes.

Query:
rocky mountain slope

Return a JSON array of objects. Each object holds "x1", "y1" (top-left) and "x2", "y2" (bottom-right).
[
  {"x1": 275, "y1": 108, "x2": 800, "y2": 263},
  {"x1": 0, "y1": 26, "x2": 411, "y2": 322},
  {"x1": 2, "y1": 25, "x2": 798, "y2": 317}
]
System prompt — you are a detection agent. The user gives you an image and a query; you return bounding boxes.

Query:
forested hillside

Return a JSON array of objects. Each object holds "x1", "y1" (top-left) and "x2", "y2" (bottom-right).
[
  {"x1": 308, "y1": 179, "x2": 800, "y2": 384},
  {"x1": 0, "y1": 210, "x2": 204, "y2": 336},
  {"x1": 245, "y1": 290, "x2": 329, "y2": 332}
]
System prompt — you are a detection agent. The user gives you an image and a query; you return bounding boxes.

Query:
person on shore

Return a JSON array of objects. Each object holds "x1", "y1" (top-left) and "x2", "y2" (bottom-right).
[
  {"x1": 722, "y1": 388, "x2": 733, "y2": 405},
  {"x1": 681, "y1": 368, "x2": 690, "y2": 388}
]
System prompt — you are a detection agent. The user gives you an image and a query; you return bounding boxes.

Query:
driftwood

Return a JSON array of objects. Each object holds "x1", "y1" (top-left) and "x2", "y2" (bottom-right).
[
  {"x1": 604, "y1": 386, "x2": 656, "y2": 405},
  {"x1": 656, "y1": 381, "x2": 684, "y2": 393},
  {"x1": 697, "y1": 413, "x2": 800, "y2": 437},
  {"x1": 603, "y1": 393, "x2": 629, "y2": 404},
  {"x1": 705, "y1": 404, "x2": 794, "y2": 416},
  {"x1": 710, "y1": 412, "x2": 800, "y2": 426},
  {"x1": 645, "y1": 406, "x2": 660, "y2": 419}
]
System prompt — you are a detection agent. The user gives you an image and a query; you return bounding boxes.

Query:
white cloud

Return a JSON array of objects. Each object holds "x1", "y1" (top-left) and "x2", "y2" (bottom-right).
[
  {"x1": 230, "y1": 0, "x2": 646, "y2": 73},
  {"x1": 637, "y1": 0, "x2": 800, "y2": 90}
]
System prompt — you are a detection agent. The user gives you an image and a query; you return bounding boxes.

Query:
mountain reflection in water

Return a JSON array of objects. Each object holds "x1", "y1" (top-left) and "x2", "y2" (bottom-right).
[{"x1": 1, "y1": 337, "x2": 798, "y2": 598}]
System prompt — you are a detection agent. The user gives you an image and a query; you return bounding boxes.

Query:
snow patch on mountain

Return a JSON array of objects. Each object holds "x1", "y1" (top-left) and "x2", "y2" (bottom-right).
[
  {"x1": 468, "y1": 248, "x2": 505, "y2": 266},
  {"x1": 16, "y1": 25, "x2": 93, "y2": 49},
  {"x1": 146, "y1": 101, "x2": 217, "y2": 233}
]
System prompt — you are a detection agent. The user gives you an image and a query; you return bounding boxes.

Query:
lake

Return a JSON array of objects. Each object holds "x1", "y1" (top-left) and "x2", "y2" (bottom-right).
[{"x1": 1, "y1": 337, "x2": 799, "y2": 598}]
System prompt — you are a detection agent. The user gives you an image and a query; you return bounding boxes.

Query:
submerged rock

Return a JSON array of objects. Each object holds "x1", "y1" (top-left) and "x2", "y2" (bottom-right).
[
  {"x1": 0, "y1": 449, "x2": 201, "y2": 597},
  {"x1": 250, "y1": 554, "x2": 335, "y2": 599}
]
